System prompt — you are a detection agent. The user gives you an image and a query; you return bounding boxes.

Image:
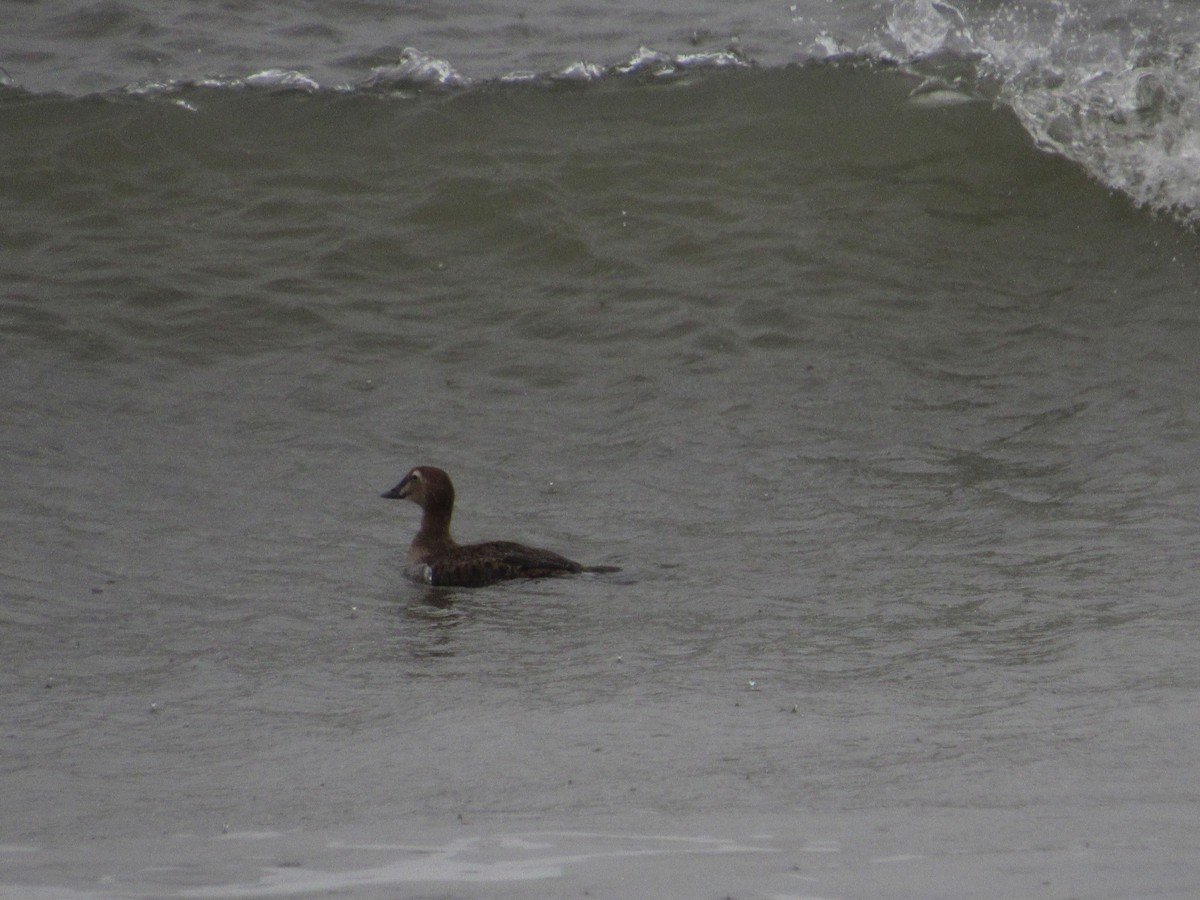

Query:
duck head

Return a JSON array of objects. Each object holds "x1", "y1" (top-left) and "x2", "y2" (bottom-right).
[{"x1": 381, "y1": 466, "x2": 456, "y2": 511}]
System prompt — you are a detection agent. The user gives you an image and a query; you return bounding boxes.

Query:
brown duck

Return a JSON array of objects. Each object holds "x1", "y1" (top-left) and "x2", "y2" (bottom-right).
[{"x1": 381, "y1": 466, "x2": 616, "y2": 587}]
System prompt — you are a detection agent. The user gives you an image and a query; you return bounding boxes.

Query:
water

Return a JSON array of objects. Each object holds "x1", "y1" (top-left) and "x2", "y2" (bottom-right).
[{"x1": 4, "y1": 1, "x2": 1200, "y2": 897}]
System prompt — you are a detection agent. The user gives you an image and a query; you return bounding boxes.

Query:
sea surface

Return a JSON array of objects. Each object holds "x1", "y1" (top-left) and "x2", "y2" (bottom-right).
[{"x1": 3, "y1": 1, "x2": 1200, "y2": 897}]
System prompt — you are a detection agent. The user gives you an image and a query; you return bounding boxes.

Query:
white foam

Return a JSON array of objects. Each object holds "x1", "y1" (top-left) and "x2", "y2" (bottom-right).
[
  {"x1": 180, "y1": 831, "x2": 775, "y2": 898},
  {"x1": 880, "y1": 0, "x2": 1200, "y2": 223}
]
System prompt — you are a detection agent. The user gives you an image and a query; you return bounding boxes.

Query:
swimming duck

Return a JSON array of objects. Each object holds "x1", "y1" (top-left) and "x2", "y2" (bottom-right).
[{"x1": 381, "y1": 466, "x2": 615, "y2": 587}]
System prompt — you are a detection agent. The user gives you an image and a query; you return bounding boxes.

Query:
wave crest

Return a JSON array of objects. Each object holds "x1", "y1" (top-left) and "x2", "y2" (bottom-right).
[{"x1": 810, "y1": 0, "x2": 1200, "y2": 226}]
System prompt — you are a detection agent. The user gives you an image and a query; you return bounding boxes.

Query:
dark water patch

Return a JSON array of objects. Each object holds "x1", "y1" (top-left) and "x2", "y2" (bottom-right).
[{"x1": 44, "y1": 0, "x2": 156, "y2": 41}]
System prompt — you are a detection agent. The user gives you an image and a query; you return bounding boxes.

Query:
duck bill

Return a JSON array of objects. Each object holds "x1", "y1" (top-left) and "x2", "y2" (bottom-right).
[{"x1": 381, "y1": 481, "x2": 408, "y2": 500}]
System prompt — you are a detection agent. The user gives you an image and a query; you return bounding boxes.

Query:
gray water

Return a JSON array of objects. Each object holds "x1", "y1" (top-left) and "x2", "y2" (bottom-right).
[{"x1": 4, "y1": 1, "x2": 1200, "y2": 897}]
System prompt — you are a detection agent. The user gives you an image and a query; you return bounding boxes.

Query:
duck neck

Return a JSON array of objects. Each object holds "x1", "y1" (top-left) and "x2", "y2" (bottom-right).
[{"x1": 414, "y1": 497, "x2": 456, "y2": 553}]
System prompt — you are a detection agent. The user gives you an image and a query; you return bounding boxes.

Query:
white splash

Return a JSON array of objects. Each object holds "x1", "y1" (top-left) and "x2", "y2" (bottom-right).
[{"x1": 878, "y1": 0, "x2": 1200, "y2": 224}]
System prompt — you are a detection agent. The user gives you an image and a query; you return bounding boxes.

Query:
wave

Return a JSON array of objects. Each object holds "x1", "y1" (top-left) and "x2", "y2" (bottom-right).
[
  {"x1": 833, "y1": 0, "x2": 1200, "y2": 226},
  {"x1": 4, "y1": 1, "x2": 1199, "y2": 227},
  {"x1": 95, "y1": 45, "x2": 751, "y2": 100}
]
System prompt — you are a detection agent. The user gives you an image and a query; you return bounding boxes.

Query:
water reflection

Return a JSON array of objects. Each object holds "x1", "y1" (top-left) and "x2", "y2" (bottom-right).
[
  {"x1": 396, "y1": 588, "x2": 464, "y2": 658},
  {"x1": 406, "y1": 586, "x2": 458, "y2": 612}
]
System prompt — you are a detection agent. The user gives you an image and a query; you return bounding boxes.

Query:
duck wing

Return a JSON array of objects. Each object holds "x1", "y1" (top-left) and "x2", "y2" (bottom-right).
[{"x1": 424, "y1": 540, "x2": 584, "y2": 587}]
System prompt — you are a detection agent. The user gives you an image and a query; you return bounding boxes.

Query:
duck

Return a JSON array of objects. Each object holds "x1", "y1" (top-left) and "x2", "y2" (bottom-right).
[{"x1": 381, "y1": 466, "x2": 616, "y2": 587}]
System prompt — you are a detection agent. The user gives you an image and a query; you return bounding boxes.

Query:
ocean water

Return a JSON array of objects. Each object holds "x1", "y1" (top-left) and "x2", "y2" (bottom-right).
[{"x1": 3, "y1": 1, "x2": 1200, "y2": 897}]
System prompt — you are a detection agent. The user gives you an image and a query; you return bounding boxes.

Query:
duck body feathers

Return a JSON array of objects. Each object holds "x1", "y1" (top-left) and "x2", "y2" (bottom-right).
[
  {"x1": 382, "y1": 465, "x2": 615, "y2": 588},
  {"x1": 408, "y1": 540, "x2": 585, "y2": 587}
]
